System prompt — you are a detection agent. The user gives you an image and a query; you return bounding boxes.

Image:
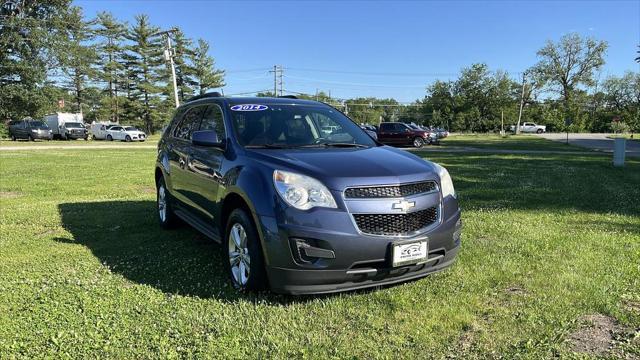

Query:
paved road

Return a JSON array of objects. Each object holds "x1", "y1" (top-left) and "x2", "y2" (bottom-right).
[{"x1": 537, "y1": 133, "x2": 640, "y2": 157}]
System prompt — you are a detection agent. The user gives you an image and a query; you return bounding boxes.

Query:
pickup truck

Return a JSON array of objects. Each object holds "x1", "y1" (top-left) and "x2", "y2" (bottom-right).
[{"x1": 510, "y1": 122, "x2": 546, "y2": 134}]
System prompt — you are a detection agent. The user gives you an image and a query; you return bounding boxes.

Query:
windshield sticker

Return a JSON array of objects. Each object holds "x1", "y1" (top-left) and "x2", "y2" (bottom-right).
[{"x1": 230, "y1": 104, "x2": 268, "y2": 111}]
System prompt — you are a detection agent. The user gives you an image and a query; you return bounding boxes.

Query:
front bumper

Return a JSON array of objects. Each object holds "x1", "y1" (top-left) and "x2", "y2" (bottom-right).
[
  {"x1": 30, "y1": 132, "x2": 53, "y2": 140},
  {"x1": 257, "y1": 198, "x2": 462, "y2": 295},
  {"x1": 66, "y1": 132, "x2": 87, "y2": 139}
]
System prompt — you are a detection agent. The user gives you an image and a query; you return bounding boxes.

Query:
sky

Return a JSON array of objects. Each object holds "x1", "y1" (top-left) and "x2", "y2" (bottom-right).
[{"x1": 75, "y1": 0, "x2": 640, "y2": 102}]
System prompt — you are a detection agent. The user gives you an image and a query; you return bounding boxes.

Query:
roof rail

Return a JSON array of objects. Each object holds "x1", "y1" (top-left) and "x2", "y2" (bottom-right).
[
  {"x1": 186, "y1": 92, "x2": 223, "y2": 103},
  {"x1": 278, "y1": 95, "x2": 298, "y2": 99}
]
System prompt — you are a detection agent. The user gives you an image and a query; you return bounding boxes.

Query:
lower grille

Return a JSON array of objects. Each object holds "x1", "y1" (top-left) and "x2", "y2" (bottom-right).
[{"x1": 353, "y1": 206, "x2": 438, "y2": 236}]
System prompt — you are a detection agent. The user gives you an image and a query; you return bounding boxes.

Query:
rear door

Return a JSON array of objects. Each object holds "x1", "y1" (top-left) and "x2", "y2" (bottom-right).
[
  {"x1": 168, "y1": 105, "x2": 206, "y2": 207},
  {"x1": 185, "y1": 103, "x2": 227, "y2": 221}
]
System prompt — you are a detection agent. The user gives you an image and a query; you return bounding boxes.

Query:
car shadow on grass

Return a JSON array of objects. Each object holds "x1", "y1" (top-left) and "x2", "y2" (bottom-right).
[{"x1": 56, "y1": 200, "x2": 316, "y2": 304}]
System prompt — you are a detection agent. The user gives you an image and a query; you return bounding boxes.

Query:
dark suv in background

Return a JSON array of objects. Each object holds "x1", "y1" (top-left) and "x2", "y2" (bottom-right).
[
  {"x1": 7, "y1": 119, "x2": 53, "y2": 141},
  {"x1": 155, "y1": 94, "x2": 461, "y2": 294},
  {"x1": 377, "y1": 122, "x2": 433, "y2": 148}
]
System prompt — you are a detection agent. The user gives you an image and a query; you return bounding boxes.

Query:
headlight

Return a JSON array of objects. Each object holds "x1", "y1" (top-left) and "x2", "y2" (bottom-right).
[
  {"x1": 433, "y1": 163, "x2": 456, "y2": 199},
  {"x1": 273, "y1": 170, "x2": 337, "y2": 210}
]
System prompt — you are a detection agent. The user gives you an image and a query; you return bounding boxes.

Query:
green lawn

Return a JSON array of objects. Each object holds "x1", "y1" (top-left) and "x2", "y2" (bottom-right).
[
  {"x1": 0, "y1": 138, "x2": 638, "y2": 358},
  {"x1": 440, "y1": 134, "x2": 589, "y2": 152}
]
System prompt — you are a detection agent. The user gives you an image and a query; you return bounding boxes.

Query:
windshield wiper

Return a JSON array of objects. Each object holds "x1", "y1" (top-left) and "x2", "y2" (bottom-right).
[
  {"x1": 316, "y1": 142, "x2": 369, "y2": 148},
  {"x1": 245, "y1": 143, "x2": 293, "y2": 149}
]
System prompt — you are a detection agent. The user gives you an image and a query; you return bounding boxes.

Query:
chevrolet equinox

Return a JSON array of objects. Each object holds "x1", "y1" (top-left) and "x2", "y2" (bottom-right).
[{"x1": 155, "y1": 94, "x2": 461, "y2": 294}]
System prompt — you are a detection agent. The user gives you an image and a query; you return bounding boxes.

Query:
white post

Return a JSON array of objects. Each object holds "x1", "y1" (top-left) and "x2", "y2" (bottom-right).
[
  {"x1": 166, "y1": 36, "x2": 179, "y2": 108},
  {"x1": 613, "y1": 138, "x2": 626, "y2": 167}
]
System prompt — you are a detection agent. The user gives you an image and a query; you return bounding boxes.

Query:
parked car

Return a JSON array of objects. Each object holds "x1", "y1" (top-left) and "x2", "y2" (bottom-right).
[
  {"x1": 435, "y1": 128, "x2": 449, "y2": 138},
  {"x1": 409, "y1": 124, "x2": 439, "y2": 144},
  {"x1": 105, "y1": 125, "x2": 147, "y2": 142},
  {"x1": 90, "y1": 122, "x2": 118, "y2": 140},
  {"x1": 7, "y1": 119, "x2": 53, "y2": 141},
  {"x1": 378, "y1": 122, "x2": 432, "y2": 147},
  {"x1": 44, "y1": 113, "x2": 88, "y2": 140},
  {"x1": 155, "y1": 94, "x2": 462, "y2": 294},
  {"x1": 509, "y1": 122, "x2": 546, "y2": 134},
  {"x1": 360, "y1": 125, "x2": 378, "y2": 140}
]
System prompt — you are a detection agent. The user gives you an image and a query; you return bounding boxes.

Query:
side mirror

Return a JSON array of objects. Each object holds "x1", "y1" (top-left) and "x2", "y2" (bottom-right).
[{"x1": 192, "y1": 130, "x2": 224, "y2": 148}]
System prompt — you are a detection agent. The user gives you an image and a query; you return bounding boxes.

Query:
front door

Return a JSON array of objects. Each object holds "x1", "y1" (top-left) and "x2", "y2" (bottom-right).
[
  {"x1": 185, "y1": 103, "x2": 227, "y2": 222},
  {"x1": 168, "y1": 105, "x2": 206, "y2": 208}
]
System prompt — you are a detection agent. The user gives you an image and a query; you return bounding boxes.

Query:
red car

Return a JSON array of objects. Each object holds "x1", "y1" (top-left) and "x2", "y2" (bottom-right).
[{"x1": 377, "y1": 122, "x2": 432, "y2": 148}]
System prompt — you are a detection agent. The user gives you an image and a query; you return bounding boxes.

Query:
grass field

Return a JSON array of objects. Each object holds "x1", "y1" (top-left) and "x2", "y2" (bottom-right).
[{"x1": 1, "y1": 137, "x2": 639, "y2": 358}]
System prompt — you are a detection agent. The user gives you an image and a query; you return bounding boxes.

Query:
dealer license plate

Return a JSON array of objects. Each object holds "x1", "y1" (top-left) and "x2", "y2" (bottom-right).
[{"x1": 392, "y1": 241, "x2": 428, "y2": 267}]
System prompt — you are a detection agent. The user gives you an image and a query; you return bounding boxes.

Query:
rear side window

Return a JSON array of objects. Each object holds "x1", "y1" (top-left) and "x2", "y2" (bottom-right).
[
  {"x1": 199, "y1": 104, "x2": 225, "y2": 140},
  {"x1": 173, "y1": 106, "x2": 205, "y2": 140},
  {"x1": 380, "y1": 123, "x2": 392, "y2": 131}
]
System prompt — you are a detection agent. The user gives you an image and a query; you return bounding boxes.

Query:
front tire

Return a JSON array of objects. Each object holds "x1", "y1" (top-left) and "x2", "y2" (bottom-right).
[
  {"x1": 28, "y1": 135, "x2": 34, "y2": 141},
  {"x1": 11, "y1": 135, "x2": 16, "y2": 141},
  {"x1": 157, "y1": 176, "x2": 178, "y2": 229},
  {"x1": 107, "y1": 134, "x2": 113, "y2": 141},
  {"x1": 125, "y1": 135, "x2": 132, "y2": 142},
  {"x1": 413, "y1": 137, "x2": 425, "y2": 148},
  {"x1": 224, "y1": 209, "x2": 267, "y2": 292},
  {"x1": 536, "y1": 129, "x2": 543, "y2": 134}
]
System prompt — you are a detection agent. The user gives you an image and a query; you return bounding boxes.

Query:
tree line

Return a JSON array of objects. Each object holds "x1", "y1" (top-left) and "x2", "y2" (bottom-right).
[
  {"x1": 1, "y1": 0, "x2": 224, "y2": 133},
  {"x1": 2, "y1": 1, "x2": 638, "y2": 134}
]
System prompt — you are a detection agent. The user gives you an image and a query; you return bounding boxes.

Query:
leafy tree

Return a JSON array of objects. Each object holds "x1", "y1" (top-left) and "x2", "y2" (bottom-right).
[
  {"x1": 189, "y1": 38, "x2": 225, "y2": 95},
  {"x1": 95, "y1": 11, "x2": 127, "y2": 122},
  {"x1": 533, "y1": 33, "x2": 608, "y2": 122},
  {"x1": 0, "y1": 0, "x2": 72, "y2": 122}
]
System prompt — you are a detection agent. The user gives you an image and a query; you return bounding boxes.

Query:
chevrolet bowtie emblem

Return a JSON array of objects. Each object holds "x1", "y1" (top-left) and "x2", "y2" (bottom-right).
[{"x1": 392, "y1": 200, "x2": 416, "y2": 212}]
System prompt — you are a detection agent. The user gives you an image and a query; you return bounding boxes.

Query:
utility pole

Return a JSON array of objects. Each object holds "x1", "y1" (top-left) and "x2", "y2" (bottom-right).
[
  {"x1": 516, "y1": 71, "x2": 527, "y2": 135},
  {"x1": 269, "y1": 65, "x2": 284, "y2": 96},
  {"x1": 153, "y1": 28, "x2": 180, "y2": 108}
]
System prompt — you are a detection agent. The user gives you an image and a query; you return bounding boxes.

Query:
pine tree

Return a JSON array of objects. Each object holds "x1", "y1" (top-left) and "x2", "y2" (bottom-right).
[
  {"x1": 125, "y1": 14, "x2": 164, "y2": 133},
  {"x1": 95, "y1": 11, "x2": 127, "y2": 122},
  {"x1": 57, "y1": 6, "x2": 98, "y2": 115},
  {"x1": 189, "y1": 39, "x2": 225, "y2": 95}
]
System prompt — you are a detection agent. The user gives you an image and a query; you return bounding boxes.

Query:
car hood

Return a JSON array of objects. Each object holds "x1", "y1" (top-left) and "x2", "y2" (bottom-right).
[{"x1": 246, "y1": 145, "x2": 439, "y2": 190}]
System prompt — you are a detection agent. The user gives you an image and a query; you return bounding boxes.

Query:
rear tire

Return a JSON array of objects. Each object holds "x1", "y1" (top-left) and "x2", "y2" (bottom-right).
[
  {"x1": 157, "y1": 176, "x2": 178, "y2": 229},
  {"x1": 413, "y1": 137, "x2": 425, "y2": 148},
  {"x1": 223, "y1": 209, "x2": 267, "y2": 292}
]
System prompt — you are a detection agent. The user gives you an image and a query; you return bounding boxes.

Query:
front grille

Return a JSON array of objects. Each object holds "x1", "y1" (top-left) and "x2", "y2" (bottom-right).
[
  {"x1": 345, "y1": 181, "x2": 437, "y2": 199},
  {"x1": 353, "y1": 206, "x2": 438, "y2": 236}
]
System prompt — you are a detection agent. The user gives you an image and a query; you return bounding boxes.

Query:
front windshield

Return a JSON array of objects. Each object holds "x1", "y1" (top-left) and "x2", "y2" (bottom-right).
[
  {"x1": 230, "y1": 104, "x2": 376, "y2": 148},
  {"x1": 29, "y1": 121, "x2": 48, "y2": 128},
  {"x1": 65, "y1": 122, "x2": 83, "y2": 128}
]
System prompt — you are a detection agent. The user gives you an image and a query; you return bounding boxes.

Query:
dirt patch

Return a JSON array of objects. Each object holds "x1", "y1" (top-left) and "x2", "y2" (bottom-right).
[
  {"x1": 623, "y1": 299, "x2": 640, "y2": 313},
  {"x1": 138, "y1": 186, "x2": 156, "y2": 194},
  {"x1": 505, "y1": 285, "x2": 527, "y2": 295},
  {"x1": 0, "y1": 191, "x2": 22, "y2": 199},
  {"x1": 568, "y1": 314, "x2": 627, "y2": 356}
]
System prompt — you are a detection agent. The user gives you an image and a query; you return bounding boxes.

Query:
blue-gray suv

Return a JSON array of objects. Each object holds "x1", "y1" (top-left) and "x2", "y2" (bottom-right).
[{"x1": 155, "y1": 94, "x2": 462, "y2": 294}]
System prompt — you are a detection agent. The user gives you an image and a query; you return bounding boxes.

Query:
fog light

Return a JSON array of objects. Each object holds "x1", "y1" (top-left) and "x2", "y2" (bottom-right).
[
  {"x1": 453, "y1": 219, "x2": 462, "y2": 243},
  {"x1": 290, "y1": 238, "x2": 335, "y2": 264}
]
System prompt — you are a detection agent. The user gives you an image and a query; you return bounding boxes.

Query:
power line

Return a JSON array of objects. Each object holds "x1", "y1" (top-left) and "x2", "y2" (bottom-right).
[
  {"x1": 285, "y1": 75, "x2": 428, "y2": 88},
  {"x1": 286, "y1": 67, "x2": 461, "y2": 77}
]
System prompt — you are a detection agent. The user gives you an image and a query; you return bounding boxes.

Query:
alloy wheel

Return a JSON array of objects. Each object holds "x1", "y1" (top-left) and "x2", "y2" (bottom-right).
[
  {"x1": 158, "y1": 185, "x2": 167, "y2": 222},
  {"x1": 228, "y1": 223, "x2": 251, "y2": 286}
]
